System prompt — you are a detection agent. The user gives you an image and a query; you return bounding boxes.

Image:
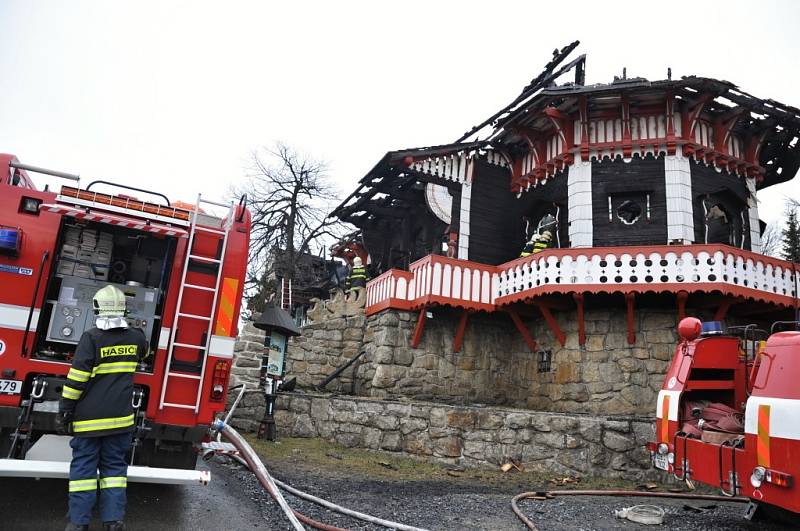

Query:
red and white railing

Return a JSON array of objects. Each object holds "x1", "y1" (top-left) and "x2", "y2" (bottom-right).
[
  {"x1": 496, "y1": 245, "x2": 798, "y2": 306},
  {"x1": 365, "y1": 245, "x2": 800, "y2": 315}
]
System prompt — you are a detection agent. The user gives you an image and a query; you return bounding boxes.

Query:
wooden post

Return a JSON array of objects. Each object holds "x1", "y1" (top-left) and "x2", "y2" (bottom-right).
[
  {"x1": 453, "y1": 310, "x2": 469, "y2": 353},
  {"x1": 536, "y1": 302, "x2": 566, "y2": 347},
  {"x1": 507, "y1": 309, "x2": 538, "y2": 353},
  {"x1": 625, "y1": 293, "x2": 636, "y2": 345},
  {"x1": 573, "y1": 293, "x2": 586, "y2": 347},
  {"x1": 677, "y1": 290, "x2": 689, "y2": 321},
  {"x1": 411, "y1": 306, "x2": 427, "y2": 349}
]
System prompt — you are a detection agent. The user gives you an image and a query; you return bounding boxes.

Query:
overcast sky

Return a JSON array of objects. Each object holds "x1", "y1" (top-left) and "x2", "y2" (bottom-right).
[{"x1": 1, "y1": 0, "x2": 798, "y2": 225}]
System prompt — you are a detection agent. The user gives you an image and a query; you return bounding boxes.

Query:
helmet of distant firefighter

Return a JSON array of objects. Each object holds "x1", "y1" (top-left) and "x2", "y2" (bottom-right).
[
  {"x1": 353, "y1": 256, "x2": 363, "y2": 267},
  {"x1": 93, "y1": 285, "x2": 127, "y2": 317}
]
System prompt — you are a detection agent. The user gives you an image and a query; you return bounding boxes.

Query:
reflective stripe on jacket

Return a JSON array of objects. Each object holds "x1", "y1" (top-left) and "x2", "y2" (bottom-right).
[
  {"x1": 347, "y1": 266, "x2": 368, "y2": 288},
  {"x1": 60, "y1": 327, "x2": 148, "y2": 437}
]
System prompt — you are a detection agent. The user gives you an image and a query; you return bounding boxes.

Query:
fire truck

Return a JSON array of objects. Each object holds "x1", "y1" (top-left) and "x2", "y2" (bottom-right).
[
  {"x1": 649, "y1": 317, "x2": 800, "y2": 520},
  {"x1": 0, "y1": 153, "x2": 249, "y2": 484}
]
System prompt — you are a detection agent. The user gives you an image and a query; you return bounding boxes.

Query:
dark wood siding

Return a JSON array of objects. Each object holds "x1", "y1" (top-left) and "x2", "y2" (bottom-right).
[
  {"x1": 690, "y1": 162, "x2": 751, "y2": 249},
  {"x1": 467, "y1": 159, "x2": 524, "y2": 265},
  {"x1": 591, "y1": 155, "x2": 668, "y2": 247}
]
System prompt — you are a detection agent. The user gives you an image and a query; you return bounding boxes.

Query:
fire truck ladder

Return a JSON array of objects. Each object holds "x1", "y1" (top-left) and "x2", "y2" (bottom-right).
[{"x1": 158, "y1": 194, "x2": 233, "y2": 413}]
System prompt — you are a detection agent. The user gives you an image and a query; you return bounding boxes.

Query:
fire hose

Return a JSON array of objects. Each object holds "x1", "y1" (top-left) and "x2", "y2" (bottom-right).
[
  {"x1": 212, "y1": 419, "x2": 430, "y2": 531},
  {"x1": 511, "y1": 489, "x2": 749, "y2": 530}
]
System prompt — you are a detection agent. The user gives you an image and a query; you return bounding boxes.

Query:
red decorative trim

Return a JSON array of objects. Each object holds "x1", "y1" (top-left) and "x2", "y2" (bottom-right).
[
  {"x1": 453, "y1": 310, "x2": 469, "y2": 353},
  {"x1": 665, "y1": 90, "x2": 677, "y2": 155},
  {"x1": 537, "y1": 302, "x2": 566, "y2": 347},
  {"x1": 677, "y1": 290, "x2": 689, "y2": 321},
  {"x1": 411, "y1": 306, "x2": 427, "y2": 349},
  {"x1": 625, "y1": 293, "x2": 636, "y2": 345},
  {"x1": 508, "y1": 309, "x2": 538, "y2": 353},
  {"x1": 621, "y1": 94, "x2": 632, "y2": 158},
  {"x1": 579, "y1": 96, "x2": 589, "y2": 160},
  {"x1": 574, "y1": 293, "x2": 586, "y2": 347}
]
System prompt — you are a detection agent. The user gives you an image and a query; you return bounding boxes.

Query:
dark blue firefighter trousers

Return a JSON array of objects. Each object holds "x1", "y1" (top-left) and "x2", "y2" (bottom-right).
[{"x1": 68, "y1": 432, "x2": 132, "y2": 525}]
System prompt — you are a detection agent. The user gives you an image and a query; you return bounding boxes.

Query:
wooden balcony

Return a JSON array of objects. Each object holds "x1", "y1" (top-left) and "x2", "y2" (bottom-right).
[{"x1": 365, "y1": 245, "x2": 799, "y2": 316}]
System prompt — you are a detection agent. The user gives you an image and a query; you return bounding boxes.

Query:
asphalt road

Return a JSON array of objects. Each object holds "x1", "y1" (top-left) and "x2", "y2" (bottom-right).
[
  {"x1": 0, "y1": 458, "x2": 271, "y2": 531},
  {"x1": 1, "y1": 451, "x2": 796, "y2": 531}
]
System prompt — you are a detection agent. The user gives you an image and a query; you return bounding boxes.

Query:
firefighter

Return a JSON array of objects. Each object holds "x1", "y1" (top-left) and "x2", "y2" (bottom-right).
[
  {"x1": 520, "y1": 230, "x2": 552, "y2": 257},
  {"x1": 57, "y1": 285, "x2": 148, "y2": 531},
  {"x1": 345, "y1": 256, "x2": 368, "y2": 290}
]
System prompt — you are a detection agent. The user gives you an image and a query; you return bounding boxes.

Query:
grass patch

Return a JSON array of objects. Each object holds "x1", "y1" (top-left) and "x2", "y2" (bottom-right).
[{"x1": 243, "y1": 435, "x2": 645, "y2": 491}]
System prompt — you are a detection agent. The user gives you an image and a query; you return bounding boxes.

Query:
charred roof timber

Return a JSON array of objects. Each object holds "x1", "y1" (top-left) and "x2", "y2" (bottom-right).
[{"x1": 332, "y1": 42, "x2": 800, "y2": 275}]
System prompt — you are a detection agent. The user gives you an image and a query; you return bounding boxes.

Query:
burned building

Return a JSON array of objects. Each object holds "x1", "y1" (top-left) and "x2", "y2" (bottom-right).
[{"x1": 300, "y1": 42, "x2": 800, "y2": 415}]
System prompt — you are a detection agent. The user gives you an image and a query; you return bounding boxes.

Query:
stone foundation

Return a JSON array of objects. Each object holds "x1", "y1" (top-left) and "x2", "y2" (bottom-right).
[
  {"x1": 232, "y1": 303, "x2": 690, "y2": 415},
  {"x1": 226, "y1": 390, "x2": 659, "y2": 480}
]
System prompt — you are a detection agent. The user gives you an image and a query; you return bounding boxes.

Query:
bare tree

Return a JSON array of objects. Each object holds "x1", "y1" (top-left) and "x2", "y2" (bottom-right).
[
  {"x1": 233, "y1": 143, "x2": 345, "y2": 313},
  {"x1": 760, "y1": 222, "x2": 782, "y2": 257}
]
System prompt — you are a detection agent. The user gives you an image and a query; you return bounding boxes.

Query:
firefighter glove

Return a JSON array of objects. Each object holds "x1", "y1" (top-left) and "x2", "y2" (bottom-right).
[{"x1": 55, "y1": 410, "x2": 73, "y2": 435}]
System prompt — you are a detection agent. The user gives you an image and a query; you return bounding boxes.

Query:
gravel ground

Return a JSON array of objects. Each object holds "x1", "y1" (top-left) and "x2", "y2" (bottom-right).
[{"x1": 214, "y1": 437, "x2": 798, "y2": 531}]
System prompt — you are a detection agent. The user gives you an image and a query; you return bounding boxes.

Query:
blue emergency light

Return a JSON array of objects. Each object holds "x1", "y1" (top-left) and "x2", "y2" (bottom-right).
[
  {"x1": 0, "y1": 228, "x2": 21, "y2": 256},
  {"x1": 701, "y1": 321, "x2": 724, "y2": 336}
]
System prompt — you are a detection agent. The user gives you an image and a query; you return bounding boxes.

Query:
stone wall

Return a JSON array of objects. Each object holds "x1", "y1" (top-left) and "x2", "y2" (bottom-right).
[
  {"x1": 226, "y1": 390, "x2": 659, "y2": 481},
  {"x1": 359, "y1": 306, "x2": 682, "y2": 416},
  {"x1": 231, "y1": 293, "x2": 715, "y2": 417}
]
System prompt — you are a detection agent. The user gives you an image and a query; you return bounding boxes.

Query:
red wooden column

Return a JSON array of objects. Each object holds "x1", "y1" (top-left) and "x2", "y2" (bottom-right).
[
  {"x1": 507, "y1": 309, "x2": 538, "y2": 353},
  {"x1": 714, "y1": 299, "x2": 733, "y2": 321},
  {"x1": 573, "y1": 293, "x2": 586, "y2": 347},
  {"x1": 453, "y1": 310, "x2": 470, "y2": 353},
  {"x1": 677, "y1": 290, "x2": 689, "y2": 321},
  {"x1": 625, "y1": 293, "x2": 636, "y2": 345},
  {"x1": 411, "y1": 306, "x2": 428, "y2": 349},
  {"x1": 536, "y1": 302, "x2": 566, "y2": 347}
]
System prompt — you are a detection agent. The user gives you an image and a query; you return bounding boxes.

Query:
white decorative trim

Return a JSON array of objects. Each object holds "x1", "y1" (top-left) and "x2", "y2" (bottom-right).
[
  {"x1": 458, "y1": 179, "x2": 472, "y2": 260},
  {"x1": 664, "y1": 150, "x2": 694, "y2": 244},
  {"x1": 567, "y1": 158, "x2": 593, "y2": 247},
  {"x1": 746, "y1": 177, "x2": 762, "y2": 253}
]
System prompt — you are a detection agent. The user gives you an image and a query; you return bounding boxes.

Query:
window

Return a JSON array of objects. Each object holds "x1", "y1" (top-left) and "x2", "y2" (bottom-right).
[{"x1": 616, "y1": 200, "x2": 642, "y2": 225}]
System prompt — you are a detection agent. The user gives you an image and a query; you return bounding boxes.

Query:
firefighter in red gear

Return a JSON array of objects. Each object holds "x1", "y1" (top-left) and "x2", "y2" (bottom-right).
[{"x1": 58, "y1": 285, "x2": 148, "y2": 531}]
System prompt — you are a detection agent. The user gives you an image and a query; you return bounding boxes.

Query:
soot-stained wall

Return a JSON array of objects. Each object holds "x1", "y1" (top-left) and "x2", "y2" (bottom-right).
[
  {"x1": 689, "y1": 162, "x2": 751, "y2": 249},
  {"x1": 591, "y1": 155, "x2": 668, "y2": 247},
  {"x1": 468, "y1": 159, "x2": 525, "y2": 265}
]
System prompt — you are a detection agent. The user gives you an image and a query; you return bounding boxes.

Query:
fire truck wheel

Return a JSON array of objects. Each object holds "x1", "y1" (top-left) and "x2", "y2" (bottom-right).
[{"x1": 756, "y1": 502, "x2": 800, "y2": 526}]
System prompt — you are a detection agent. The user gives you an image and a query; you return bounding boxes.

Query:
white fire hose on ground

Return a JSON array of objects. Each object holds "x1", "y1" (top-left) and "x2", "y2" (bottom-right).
[{"x1": 211, "y1": 418, "x2": 430, "y2": 531}]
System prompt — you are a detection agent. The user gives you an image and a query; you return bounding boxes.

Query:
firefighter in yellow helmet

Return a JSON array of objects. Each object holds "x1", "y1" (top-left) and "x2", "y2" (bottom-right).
[
  {"x1": 345, "y1": 256, "x2": 368, "y2": 290},
  {"x1": 58, "y1": 285, "x2": 148, "y2": 531},
  {"x1": 520, "y1": 230, "x2": 552, "y2": 257}
]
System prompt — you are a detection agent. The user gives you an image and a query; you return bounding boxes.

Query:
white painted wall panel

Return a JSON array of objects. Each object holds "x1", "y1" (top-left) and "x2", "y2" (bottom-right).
[
  {"x1": 567, "y1": 159, "x2": 593, "y2": 247},
  {"x1": 664, "y1": 151, "x2": 694, "y2": 244}
]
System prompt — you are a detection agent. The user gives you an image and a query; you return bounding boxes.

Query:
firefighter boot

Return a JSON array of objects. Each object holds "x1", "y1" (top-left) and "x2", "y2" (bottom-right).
[
  {"x1": 65, "y1": 523, "x2": 89, "y2": 531},
  {"x1": 104, "y1": 521, "x2": 126, "y2": 531}
]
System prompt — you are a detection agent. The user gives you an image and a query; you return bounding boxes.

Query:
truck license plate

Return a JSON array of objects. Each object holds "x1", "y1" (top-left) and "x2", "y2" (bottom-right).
[
  {"x1": 653, "y1": 453, "x2": 670, "y2": 471},
  {"x1": 0, "y1": 379, "x2": 22, "y2": 395}
]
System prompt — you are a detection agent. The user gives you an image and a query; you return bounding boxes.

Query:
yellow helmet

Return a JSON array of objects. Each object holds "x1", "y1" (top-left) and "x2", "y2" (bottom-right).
[{"x1": 93, "y1": 285, "x2": 126, "y2": 316}]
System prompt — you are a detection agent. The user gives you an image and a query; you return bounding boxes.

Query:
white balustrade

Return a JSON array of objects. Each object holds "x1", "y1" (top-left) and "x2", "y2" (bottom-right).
[{"x1": 366, "y1": 246, "x2": 799, "y2": 314}]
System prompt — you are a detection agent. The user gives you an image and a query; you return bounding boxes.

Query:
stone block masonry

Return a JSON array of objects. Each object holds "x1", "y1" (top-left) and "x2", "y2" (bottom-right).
[
  {"x1": 225, "y1": 390, "x2": 660, "y2": 481},
  {"x1": 231, "y1": 305, "x2": 696, "y2": 416}
]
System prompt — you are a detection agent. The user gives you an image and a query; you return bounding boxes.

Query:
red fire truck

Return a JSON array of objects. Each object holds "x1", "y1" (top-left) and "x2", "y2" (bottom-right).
[
  {"x1": 649, "y1": 317, "x2": 800, "y2": 521},
  {"x1": 0, "y1": 153, "x2": 249, "y2": 483}
]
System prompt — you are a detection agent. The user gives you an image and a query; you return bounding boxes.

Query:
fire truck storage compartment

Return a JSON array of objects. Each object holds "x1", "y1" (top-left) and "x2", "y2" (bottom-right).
[{"x1": 32, "y1": 218, "x2": 176, "y2": 369}]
